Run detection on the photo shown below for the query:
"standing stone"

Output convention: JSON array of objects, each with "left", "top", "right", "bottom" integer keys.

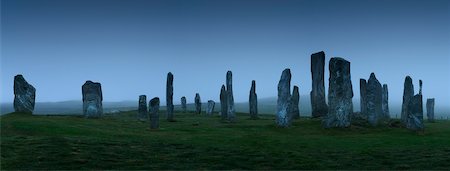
[
  {"left": 323, "top": 57, "right": 353, "bottom": 128},
  {"left": 181, "top": 96, "right": 187, "bottom": 113},
  {"left": 426, "top": 98, "right": 435, "bottom": 122},
  {"left": 249, "top": 80, "right": 258, "bottom": 119},
  {"left": 276, "top": 69, "right": 292, "bottom": 127},
  {"left": 82, "top": 80, "right": 103, "bottom": 118},
  {"left": 195, "top": 93, "right": 201, "bottom": 114},
  {"left": 220, "top": 85, "right": 228, "bottom": 120},
  {"left": 149, "top": 97, "right": 160, "bottom": 129},
  {"left": 401, "top": 76, "right": 414, "bottom": 124},
  {"left": 226, "top": 71, "right": 236, "bottom": 122},
  {"left": 166, "top": 72, "right": 174, "bottom": 121},
  {"left": 419, "top": 80, "right": 423, "bottom": 95},
  {"left": 138, "top": 95, "right": 148, "bottom": 121},
  {"left": 366, "top": 73, "right": 383, "bottom": 126},
  {"left": 206, "top": 100, "right": 215, "bottom": 116},
  {"left": 13, "top": 75, "right": 36, "bottom": 113},
  {"left": 310, "top": 51, "right": 328, "bottom": 118},
  {"left": 382, "top": 84, "right": 390, "bottom": 120},
  {"left": 291, "top": 85, "right": 300, "bottom": 119},
  {"left": 406, "top": 94, "right": 424, "bottom": 131},
  {"left": 360, "top": 79, "right": 367, "bottom": 115}
]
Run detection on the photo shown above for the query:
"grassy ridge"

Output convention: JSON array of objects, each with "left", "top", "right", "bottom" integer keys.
[{"left": 1, "top": 111, "right": 450, "bottom": 170}]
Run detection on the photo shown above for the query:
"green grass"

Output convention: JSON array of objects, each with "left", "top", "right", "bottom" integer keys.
[{"left": 1, "top": 111, "right": 450, "bottom": 170}]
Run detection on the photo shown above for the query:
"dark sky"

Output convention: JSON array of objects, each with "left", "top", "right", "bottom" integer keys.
[{"left": 1, "top": 0, "right": 449, "bottom": 110}]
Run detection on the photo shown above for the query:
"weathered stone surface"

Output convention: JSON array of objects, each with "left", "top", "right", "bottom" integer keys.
[
  {"left": 323, "top": 57, "right": 353, "bottom": 128},
  {"left": 206, "top": 100, "right": 215, "bottom": 116},
  {"left": 249, "top": 80, "right": 258, "bottom": 119},
  {"left": 366, "top": 73, "right": 383, "bottom": 126},
  {"left": 149, "top": 97, "right": 160, "bottom": 129},
  {"left": 382, "top": 84, "right": 390, "bottom": 120},
  {"left": 13, "top": 75, "right": 36, "bottom": 113},
  {"left": 226, "top": 71, "right": 236, "bottom": 122},
  {"left": 401, "top": 76, "right": 414, "bottom": 123},
  {"left": 406, "top": 94, "right": 424, "bottom": 131},
  {"left": 359, "top": 79, "right": 367, "bottom": 115},
  {"left": 310, "top": 51, "right": 328, "bottom": 118},
  {"left": 166, "top": 72, "right": 174, "bottom": 121},
  {"left": 419, "top": 80, "right": 423, "bottom": 95},
  {"left": 138, "top": 95, "right": 147, "bottom": 121},
  {"left": 82, "top": 80, "right": 103, "bottom": 118},
  {"left": 276, "top": 69, "right": 292, "bottom": 127},
  {"left": 426, "top": 98, "right": 435, "bottom": 122},
  {"left": 195, "top": 93, "right": 201, "bottom": 114},
  {"left": 220, "top": 85, "right": 228, "bottom": 120},
  {"left": 181, "top": 96, "right": 187, "bottom": 113},
  {"left": 291, "top": 85, "right": 300, "bottom": 119}
]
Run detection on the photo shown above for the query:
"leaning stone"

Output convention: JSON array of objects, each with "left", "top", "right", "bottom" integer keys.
[
  {"left": 138, "top": 95, "right": 148, "bottom": 121},
  {"left": 220, "top": 85, "right": 228, "bottom": 120},
  {"left": 206, "top": 100, "right": 215, "bottom": 116},
  {"left": 401, "top": 76, "right": 414, "bottom": 124},
  {"left": 13, "top": 75, "right": 36, "bottom": 113},
  {"left": 166, "top": 72, "right": 174, "bottom": 121},
  {"left": 149, "top": 97, "right": 160, "bottom": 129},
  {"left": 276, "top": 69, "right": 292, "bottom": 127},
  {"left": 366, "top": 73, "right": 383, "bottom": 126},
  {"left": 323, "top": 57, "right": 353, "bottom": 128},
  {"left": 310, "top": 51, "right": 328, "bottom": 118},
  {"left": 249, "top": 80, "right": 258, "bottom": 119},
  {"left": 382, "top": 84, "right": 390, "bottom": 120},
  {"left": 406, "top": 94, "right": 424, "bottom": 131},
  {"left": 181, "top": 96, "right": 187, "bottom": 113},
  {"left": 226, "top": 71, "right": 236, "bottom": 122},
  {"left": 195, "top": 93, "right": 201, "bottom": 114},
  {"left": 82, "top": 80, "right": 103, "bottom": 118},
  {"left": 291, "top": 85, "right": 300, "bottom": 119},
  {"left": 426, "top": 98, "right": 435, "bottom": 122}
]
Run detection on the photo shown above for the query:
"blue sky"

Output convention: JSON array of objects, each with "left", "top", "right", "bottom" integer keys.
[{"left": 1, "top": 0, "right": 449, "bottom": 112}]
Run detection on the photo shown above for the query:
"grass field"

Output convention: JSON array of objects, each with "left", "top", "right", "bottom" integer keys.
[{"left": 1, "top": 111, "right": 450, "bottom": 170}]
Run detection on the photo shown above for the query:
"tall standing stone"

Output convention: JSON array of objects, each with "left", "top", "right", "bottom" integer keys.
[
  {"left": 276, "top": 69, "right": 292, "bottom": 127},
  {"left": 226, "top": 71, "right": 236, "bottom": 122},
  {"left": 419, "top": 80, "right": 423, "bottom": 95},
  {"left": 195, "top": 93, "right": 201, "bottom": 114},
  {"left": 206, "top": 100, "right": 215, "bottom": 116},
  {"left": 310, "top": 51, "right": 328, "bottom": 118},
  {"left": 166, "top": 72, "right": 174, "bottom": 121},
  {"left": 181, "top": 96, "right": 187, "bottom": 113},
  {"left": 149, "top": 97, "right": 160, "bottom": 129},
  {"left": 138, "top": 95, "right": 148, "bottom": 121},
  {"left": 426, "top": 98, "right": 435, "bottom": 122},
  {"left": 249, "top": 80, "right": 258, "bottom": 119},
  {"left": 382, "top": 84, "right": 390, "bottom": 120},
  {"left": 220, "top": 85, "right": 228, "bottom": 120},
  {"left": 360, "top": 79, "right": 367, "bottom": 114},
  {"left": 366, "top": 73, "right": 383, "bottom": 126},
  {"left": 406, "top": 94, "right": 424, "bottom": 131},
  {"left": 401, "top": 76, "right": 414, "bottom": 124},
  {"left": 291, "top": 85, "right": 300, "bottom": 119},
  {"left": 323, "top": 57, "right": 353, "bottom": 128},
  {"left": 13, "top": 75, "right": 36, "bottom": 113},
  {"left": 82, "top": 80, "right": 103, "bottom": 118}
]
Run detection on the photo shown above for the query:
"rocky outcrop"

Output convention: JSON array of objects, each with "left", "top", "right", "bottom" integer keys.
[
  {"left": 382, "top": 84, "right": 390, "bottom": 120},
  {"left": 366, "top": 73, "right": 383, "bottom": 126},
  {"left": 195, "top": 93, "right": 201, "bottom": 114},
  {"left": 291, "top": 85, "right": 300, "bottom": 119},
  {"left": 13, "top": 75, "right": 36, "bottom": 113},
  {"left": 166, "top": 72, "right": 174, "bottom": 121},
  {"left": 181, "top": 96, "right": 187, "bottom": 113},
  {"left": 401, "top": 76, "right": 414, "bottom": 124},
  {"left": 426, "top": 98, "right": 435, "bottom": 122},
  {"left": 220, "top": 85, "right": 228, "bottom": 120},
  {"left": 138, "top": 95, "right": 147, "bottom": 121},
  {"left": 206, "top": 100, "right": 215, "bottom": 116},
  {"left": 226, "top": 71, "right": 236, "bottom": 122},
  {"left": 276, "top": 69, "right": 292, "bottom": 127},
  {"left": 149, "top": 97, "right": 160, "bottom": 129},
  {"left": 323, "top": 57, "right": 353, "bottom": 128},
  {"left": 82, "top": 80, "right": 103, "bottom": 118},
  {"left": 310, "top": 51, "right": 328, "bottom": 118},
  {"left": 249, "top": 80, "right": 258, "bottom": 119}
]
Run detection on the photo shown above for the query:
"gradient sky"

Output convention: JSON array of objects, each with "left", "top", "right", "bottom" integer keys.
[{"left": 1, "top": 0, "right": 449, "bottom": 112}]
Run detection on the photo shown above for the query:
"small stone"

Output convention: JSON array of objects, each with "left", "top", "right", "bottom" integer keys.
[
  {"left": 82, "top": 80, "right": 103, "bottom": 118},
  {"left": 181, "top": 96, "right": 187, "bottom": 113},
  {"left": 195, "top": 93, "right": 201, "bottom": 114},
  {"left": 276, "top": 68, "right": 292, "bottom": 127},
  {"left": 138, "top": 95, "right": 147, "bottom": 121},
  {"left": 359, "top": 79, "right": 367, "bottom": 115},
  {"left": 249, "top": 80, "right": 258, "bottom": 119},
  {"left": 220, "top": 85, "right": 228, "bottom": 120},
  {"left": 382, "top": 84, "right": 390, "bottom": 120},
  {"left": 426, "top": 98, "right": 435, "bottom": 122},
  {"left": 206, "top": 100, "right": 215, "bottom": 116},
  {"left": 149, "top": 97, "right": 160, "bottom": 129},
  {"left": 13, "top": 75, "right": 36, "bottom": 113},
  {"left": 406, "top": 94, "right": 424, "bottom": 131},
  {"left": 290, "top": 85, "right": 300, "bottom": 119}
]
